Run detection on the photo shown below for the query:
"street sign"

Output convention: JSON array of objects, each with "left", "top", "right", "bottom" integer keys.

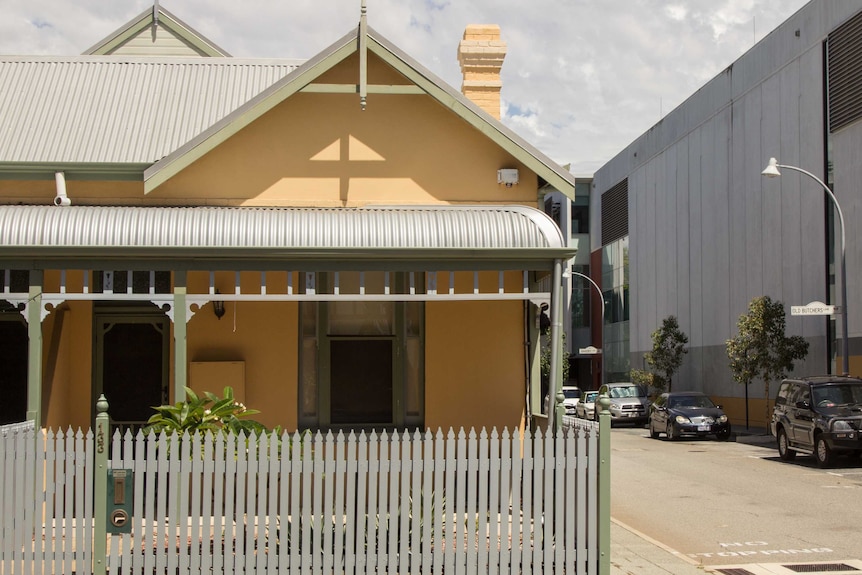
[
  {"left": 579, "top": 346, "right": 602, "bottom": 355},
  {"left": 791, "top": 301, "right": 842, "bottom": 316}
]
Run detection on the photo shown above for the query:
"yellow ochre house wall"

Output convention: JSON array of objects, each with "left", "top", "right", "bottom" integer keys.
[
  {"left": 425, "top": 300, "right": 526, "bottom": 433},
  {"left": 152, "top": 55, "right": 538, "bottom": 207},
  {"left": 185, "top": 301, "right": 300, "bottom": 433}
]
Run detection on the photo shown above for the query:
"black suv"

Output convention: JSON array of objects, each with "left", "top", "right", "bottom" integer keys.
[{"left": 771, "top": 375, "right": 862, "bottom": 467}]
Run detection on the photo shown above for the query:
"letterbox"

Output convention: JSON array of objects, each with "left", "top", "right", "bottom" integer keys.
[{"left": 106, "top": 468, "right": 134, "bottom": 534}]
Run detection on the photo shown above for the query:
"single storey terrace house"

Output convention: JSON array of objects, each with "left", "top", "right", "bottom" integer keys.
[{"left": 0, "top": 5, "right": 576, "bottom": 434}]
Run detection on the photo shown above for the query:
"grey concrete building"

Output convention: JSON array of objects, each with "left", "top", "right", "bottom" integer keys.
[{"left": 591, "top": 1, "right": 862, "bottom": 426}]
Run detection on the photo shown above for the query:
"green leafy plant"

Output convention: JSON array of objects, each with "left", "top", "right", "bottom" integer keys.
[
  {"left": 643, "top": 315, "right": 689, "bottom": 393},
  {"left": 143, "top": 386, "right": 272, "bottom": 436},
  {"left": 540, "top": 331, "right": 571, "bottom": 383},
  {"left": 630, "top": 368, "right": 664, "bottom": 399}
]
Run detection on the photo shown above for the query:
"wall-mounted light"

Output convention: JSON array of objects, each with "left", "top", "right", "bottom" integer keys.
[
  {"left": 213, "top": 290, "right": 226, "bottom": 320},
  {"left": 497, "top": 168, "right": 519, "bottom": 187}
]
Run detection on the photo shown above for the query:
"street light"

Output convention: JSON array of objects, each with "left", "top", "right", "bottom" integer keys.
[
  {"left": 552, "top": 269, "right": 606, "bottom": 430},
  {"left": 570, "top": 269, "right": 605, "bottom": 379},
  {"left": 761, "top": 157, "right": 849, "bottom": 374}
]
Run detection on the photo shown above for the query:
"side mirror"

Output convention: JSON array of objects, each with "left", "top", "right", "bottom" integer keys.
[
  {"left": 715, "top": 404, "right": 723, "bottom": 410},
  {"left": 795, "top": 400, "right": 811, "bottom": 410}
]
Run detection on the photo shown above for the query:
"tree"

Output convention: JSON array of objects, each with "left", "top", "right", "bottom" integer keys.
[
  {"left": 726, "top": 296, "right": 809, "bottom": 426},
  {"left": 540, "top": 332, "right": 571, "bottom": 384},
  {"left": 643, "top": 315, "right": 689, "bottom": 393},
  {"left": 630, "top": 368, "right": 664, "bottom": 398}
]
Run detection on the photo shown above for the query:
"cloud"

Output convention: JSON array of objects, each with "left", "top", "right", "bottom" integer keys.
[{"left": 0, "top": 0, "right": 810, "bottom": 174}]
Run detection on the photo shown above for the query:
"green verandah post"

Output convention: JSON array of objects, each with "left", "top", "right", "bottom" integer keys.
[
  {"left": 597, "top": 394, "right": 612, "bottom": 574},
  {"left": 93, "top": 395, "right": 109, "bottom": 574}
]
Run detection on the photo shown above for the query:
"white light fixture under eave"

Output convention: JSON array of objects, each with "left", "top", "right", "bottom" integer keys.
[{"left": 497, "top": 169, "right": 519, "bottom": 187}]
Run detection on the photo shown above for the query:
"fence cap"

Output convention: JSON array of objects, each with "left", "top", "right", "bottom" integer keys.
[{"left": 597, "top": 394, "right": 611, "bottom": 412}]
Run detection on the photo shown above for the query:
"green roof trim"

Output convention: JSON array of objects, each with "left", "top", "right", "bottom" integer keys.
[
  {"left": 0, "top": 162, "right": 147, "bottom": 181},
  {"left": 84, "top": 6, "right": 230, "bottom": 57}
]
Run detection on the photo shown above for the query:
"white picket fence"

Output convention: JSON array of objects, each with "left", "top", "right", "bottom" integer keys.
[{"left": 0, "top": 421, "right": 602, "bottom": 574}]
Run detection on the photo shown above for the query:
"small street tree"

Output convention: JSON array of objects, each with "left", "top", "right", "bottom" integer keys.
[
  {"left": 643, "top": 315, "right": 689, "bottom": 393},
  {"left": 726, "top": 295, "right": 809, "bottom": 427}
]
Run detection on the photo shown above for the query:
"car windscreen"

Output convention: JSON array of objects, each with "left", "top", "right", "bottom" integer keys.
[
  {"left": 610, "top": 386, "right": 645, "bottom": 398},
  {"left": 811, "top": 383, "right": 862, "bottom": 407},
  {"left": 563, "top": 388, "right": 580, "bottom": 399},
  {"left": 668, "top": 395, "right": 715, "bottom": 409}
]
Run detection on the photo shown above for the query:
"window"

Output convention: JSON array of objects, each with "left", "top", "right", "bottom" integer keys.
[
  {"left": 570, "top": 264, "right": 591, "bottom": 329},
  {"left": 299, "top": 272, "right": 424, "bottom": 430}
]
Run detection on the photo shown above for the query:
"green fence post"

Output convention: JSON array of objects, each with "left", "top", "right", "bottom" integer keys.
[
  {"left": 597, "top": 393, "right": 611, "bottom": 574},
  {"left": 93, "top": 395, "right": 109, "bottom": 574}
]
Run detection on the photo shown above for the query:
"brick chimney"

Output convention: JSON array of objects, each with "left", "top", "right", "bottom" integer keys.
[{"left": 457, "top": 25, "right": 507, "bottom": 119}]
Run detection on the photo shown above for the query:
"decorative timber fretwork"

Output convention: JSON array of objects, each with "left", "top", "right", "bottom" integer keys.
[{"left": 2, "top": 268, "right": 553, "bottom": 325}]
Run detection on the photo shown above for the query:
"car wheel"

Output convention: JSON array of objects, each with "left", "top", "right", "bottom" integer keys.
[
  {"left": 815, "top": 435, "right": 834, "bottom": 468},
  {"left": 666, "top": 421, "right": 677, "bottom": 441},
  {"left": 649, "top": 419, "right": 660, "bottom": 439},
  {"left": 776, "top": 428, "right": 796, "bottom": 461},
  {"left": 715, "top": 428, "right": 731, "bottom": 441}
]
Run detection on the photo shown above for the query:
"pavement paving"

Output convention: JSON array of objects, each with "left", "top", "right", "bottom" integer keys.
[{"left": 610, "top": 427, "right": 776, "bottom": 575}]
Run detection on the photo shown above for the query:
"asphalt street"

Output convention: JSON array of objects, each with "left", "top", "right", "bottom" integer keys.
[{"left": 609, "top": 424, "right": 862, "bottom": 572}]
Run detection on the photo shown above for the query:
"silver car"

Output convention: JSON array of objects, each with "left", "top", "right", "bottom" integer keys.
[{"left": 597, "top": 382, "right": 649, "bottom": 425}]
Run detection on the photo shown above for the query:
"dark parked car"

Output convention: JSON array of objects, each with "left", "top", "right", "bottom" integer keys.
[
  {"left": 648, "top": 391, "right": 731, "bottom": 440},
  {"left": 771, "top": 375, "right": 862, "bottom": 467}
]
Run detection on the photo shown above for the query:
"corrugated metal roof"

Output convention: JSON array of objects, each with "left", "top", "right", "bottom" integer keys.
[
  {"left": 0, "top": 204, "right": 569, "bottom": 262},
  {"left": 0, "top": 56, "right": 301, "bottom": 163}
]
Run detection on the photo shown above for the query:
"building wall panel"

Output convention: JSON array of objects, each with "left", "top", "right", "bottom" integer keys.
[{"left": 675, "top": 139, "right": 691, "bottom": 340}]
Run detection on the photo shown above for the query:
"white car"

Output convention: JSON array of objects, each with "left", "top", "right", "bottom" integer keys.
[
  {"left": 544, "top": 386, "right": 582, "bottom": 416},
  {"left": 576, "top": 390, "right": 599, "bottom": 419}
]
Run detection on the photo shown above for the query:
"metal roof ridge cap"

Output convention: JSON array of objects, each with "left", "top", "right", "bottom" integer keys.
[{"left": 0, "top": 55, "right": 305, "bottom": 66}]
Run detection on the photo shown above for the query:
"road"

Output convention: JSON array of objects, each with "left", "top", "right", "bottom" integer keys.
[{"left": 609, "top": 424, "right": 862, "bottom": 569}]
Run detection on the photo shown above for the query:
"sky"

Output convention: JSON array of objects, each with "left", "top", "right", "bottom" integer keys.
[{"left": 0, "top": 0, "right": 811, "bottom": 175}]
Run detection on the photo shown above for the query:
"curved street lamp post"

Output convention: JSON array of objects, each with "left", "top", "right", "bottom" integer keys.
[
  {"left": 761, "top": 157, "right": 849, "bottom": 375},
  {"left": 553, "top": 270, "right": 605, "bottom": 428}
]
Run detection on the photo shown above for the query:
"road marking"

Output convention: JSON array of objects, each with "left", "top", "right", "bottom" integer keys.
[
  {"left": 690, "top": 546, "right": 833, "bottom": 559},
  {"left": 829, "top": 470, "right": 862, "bottom": 477}
]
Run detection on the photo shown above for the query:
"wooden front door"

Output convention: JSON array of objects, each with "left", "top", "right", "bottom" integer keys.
[{"left": 94, "top": 308, "right": 169, "bottom": 431}]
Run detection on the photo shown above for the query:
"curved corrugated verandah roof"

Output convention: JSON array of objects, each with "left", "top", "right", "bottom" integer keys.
[{"left": 0, "top": 204, "right": 573, "bottom": 268}]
